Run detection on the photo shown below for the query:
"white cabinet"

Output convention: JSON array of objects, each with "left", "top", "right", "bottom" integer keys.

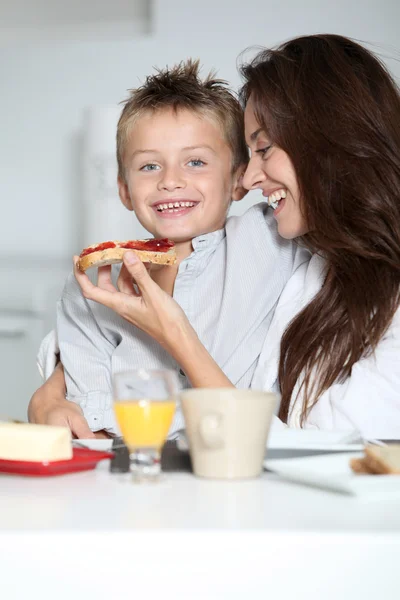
[{"left": 0, "top": 313, "right": 44, "bottom": 421}]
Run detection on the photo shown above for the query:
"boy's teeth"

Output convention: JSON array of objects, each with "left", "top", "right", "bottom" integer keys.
[{"left": 157, "top": 201, "right": 196, "bottom": 212}]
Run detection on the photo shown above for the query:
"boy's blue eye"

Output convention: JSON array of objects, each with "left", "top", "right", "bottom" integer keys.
[
  {"left": 140, "top": 163, "right": 160, "bottom": 171},
  {"left": 187, "top": 159, "right": 205, "bottom": 167}
]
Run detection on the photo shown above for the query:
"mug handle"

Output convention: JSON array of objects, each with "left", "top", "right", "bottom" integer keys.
[{"left": 199, "top": 413, "right": 224, "bottom": 449}]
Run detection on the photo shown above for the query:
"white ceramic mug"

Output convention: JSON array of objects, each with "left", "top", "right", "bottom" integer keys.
[{"left": 181, "top": 388, "right": 278, "bottom": 479}]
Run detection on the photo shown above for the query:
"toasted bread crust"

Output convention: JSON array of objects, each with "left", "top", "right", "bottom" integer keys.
[
  {"left": 349, "top": 457, "right": 377, "bottom": 475},
  {"left": 78, "top": 246, "right": 176, "bottom": 271},
  {"left": 364, "top": 445, "right": 400, "bottom": 475}
]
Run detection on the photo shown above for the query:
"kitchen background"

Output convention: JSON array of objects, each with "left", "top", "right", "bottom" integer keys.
[{"left": 0, "top": 0, "right": 398, "bottom": 419}]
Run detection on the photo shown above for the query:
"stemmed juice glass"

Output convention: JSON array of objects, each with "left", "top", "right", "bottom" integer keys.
[{"left": 113, "top": 369, "right": 179, "bottom": 482}]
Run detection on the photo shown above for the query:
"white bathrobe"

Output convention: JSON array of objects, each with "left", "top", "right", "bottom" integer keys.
[{"left": 252, "top": 254, "right": 400, "bottom": 439}]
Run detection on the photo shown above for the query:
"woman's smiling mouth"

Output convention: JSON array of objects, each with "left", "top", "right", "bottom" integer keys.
[{"left": 263, "top": 188, "right": 287, "bottom": 210}]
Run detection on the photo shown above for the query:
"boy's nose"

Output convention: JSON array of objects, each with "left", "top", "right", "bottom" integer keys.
[
  {"left": 242, "top": 158, "right": 265, "bottom": 191},
  {"left": 157, "top": 167, "right": 186, "bottom": 191}
]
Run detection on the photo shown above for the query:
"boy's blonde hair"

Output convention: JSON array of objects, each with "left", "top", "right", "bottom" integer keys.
[{"left": 117, "top": 59, "right": 248, "bottom": 182}]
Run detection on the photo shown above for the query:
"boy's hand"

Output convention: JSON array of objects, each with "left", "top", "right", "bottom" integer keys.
[
  {"left": 31, "top": 396, "right": 95, "bottom": 439},
  {"left": 73, "top": 252, "right": 194, "bottom": 355},
  {"left": 28, "top": 369, "right": 95, "bottom": 439}
]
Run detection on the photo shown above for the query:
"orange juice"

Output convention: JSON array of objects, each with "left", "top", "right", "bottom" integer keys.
[{"left": 114, "top": 400, "right": 175, "bottom": 449}]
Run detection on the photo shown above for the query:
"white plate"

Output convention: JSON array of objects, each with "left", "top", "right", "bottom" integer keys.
[
  {"left": 266, "top": 429, "right": 365, "bottom": 451},
  {"left": 74, "top": 439, "right": 113, "bottom": 452},
  {"left": 265, "top": 452, "right": 400, "bottom": 496},
  {"left": 175, "top": 429, "right": 364, "bottom": 453},
  {"left": 80, "top": 430, "right": 365, "bottom": 456}
]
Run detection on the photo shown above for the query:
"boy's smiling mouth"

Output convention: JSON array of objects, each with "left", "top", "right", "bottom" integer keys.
[{"left": 152, "top": 199, "right": 200, "bottom": 218}]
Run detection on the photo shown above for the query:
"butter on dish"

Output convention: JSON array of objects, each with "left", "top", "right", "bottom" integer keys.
[{"left": 0, "top": 422, "right": 72, "bottom": 462}]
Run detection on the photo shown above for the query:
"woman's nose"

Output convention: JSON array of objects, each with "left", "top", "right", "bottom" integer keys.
[{"left": 242, "top": 157, "right": 265, "bottom": 190}]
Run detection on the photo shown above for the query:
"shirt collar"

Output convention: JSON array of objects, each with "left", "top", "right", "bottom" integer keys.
[{"left": 191, "top": 227, "right": 225, "bottom": 251}]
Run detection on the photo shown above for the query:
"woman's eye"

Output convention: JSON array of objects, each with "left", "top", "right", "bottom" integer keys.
[
  {"left": 187, "top": 159, "right": 206, "bottom": 167},
  {"left": 140, "top": 163, "right": 160, "bottom": 171},
  {"left": 255, "top": 145, "right": 272, "bottom": 158}
]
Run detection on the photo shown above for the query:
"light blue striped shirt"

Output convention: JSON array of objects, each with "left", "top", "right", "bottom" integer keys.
[{"left": 56, "top": 203, "right": 309, "bottom": 435}]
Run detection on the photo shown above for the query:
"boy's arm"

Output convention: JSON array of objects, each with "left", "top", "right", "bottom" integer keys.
[
  {"left": 28, "top": 362, "right": 96, "bottom": 438},
  {"left": 29, "top": 329, "right": 94, "bottom": 437},
  {"left": 32, "top": 271, "right": 117, "bottom": 437},
  {"left": 57, "top": 271, "right": 118, "bottom": 434}
]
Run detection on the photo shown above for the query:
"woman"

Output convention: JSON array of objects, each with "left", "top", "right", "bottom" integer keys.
[
  {"left": 239, "top": 34, "right": 400, "bottom": 434},
  {"left": 31, "top": 34, "right": 400, "bottom": 437}
]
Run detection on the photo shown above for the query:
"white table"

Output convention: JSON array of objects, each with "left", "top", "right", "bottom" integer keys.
[{"left": 1, "top": 459, "right": 399, "bottom": 600}]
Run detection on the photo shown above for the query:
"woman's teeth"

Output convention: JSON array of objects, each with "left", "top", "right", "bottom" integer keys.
[
  {"left": 267, "top": 189, "right": 286, "bottom": 209},
  {"left": 156, "top": 201, "right": 196, "bottom": 213}
]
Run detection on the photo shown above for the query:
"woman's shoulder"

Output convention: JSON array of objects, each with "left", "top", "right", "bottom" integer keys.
[
  {"left": 226, "top": 201, "right": 272, "bottom": 232},
  {"left": 225, "top": 201, "right": 294, "bottom": 255}
]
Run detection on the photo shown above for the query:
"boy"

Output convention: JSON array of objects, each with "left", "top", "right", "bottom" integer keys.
[{"left": 30, "top": 60, "right": 307, "bottom": 437}]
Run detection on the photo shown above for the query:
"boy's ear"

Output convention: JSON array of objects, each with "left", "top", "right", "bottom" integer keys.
[
  {"left": 118, "top": 176, "right": 134, "bottom": 211},
  {"left": 231, "top": 165, "right": 248, "bottom": 202}
]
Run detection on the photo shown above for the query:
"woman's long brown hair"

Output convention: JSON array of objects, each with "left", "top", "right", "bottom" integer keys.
[{"left": 240, "top": 34, "right": 400, "bottom": 424}]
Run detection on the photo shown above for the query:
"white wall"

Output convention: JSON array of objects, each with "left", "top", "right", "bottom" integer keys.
[{"left": 1, "top": 0, "right": 399, "bottom": 260}]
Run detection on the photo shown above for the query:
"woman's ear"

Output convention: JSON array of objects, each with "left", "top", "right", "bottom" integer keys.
[
  {"left": 231, "top": 165, "right": 249, "bottom": 202},
  {"left": 118, "top": 176, "right": 134, "bottom": 211}
]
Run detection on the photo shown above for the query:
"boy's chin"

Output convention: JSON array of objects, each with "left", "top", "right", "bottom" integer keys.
[
  {"left": 164, "top": 234, "right": 194, "bottom": 245},
  {"left": 148, "top": 227, "right": 198, "bottom": 245}
]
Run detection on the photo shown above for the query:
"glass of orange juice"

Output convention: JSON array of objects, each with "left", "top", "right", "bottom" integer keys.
[{"left": 113, "top": 369, "right": 179, "bottom": 482}]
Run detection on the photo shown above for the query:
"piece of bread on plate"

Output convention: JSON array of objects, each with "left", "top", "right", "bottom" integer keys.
[
  {"left": 349, "top": 457, "right": 376, "bottom": 474},
  {"left": 350, "top": 444, "right": 400, "bottom": 475},
  {"left": 363, "top": 445, "right": 400, "bottom": 475}
]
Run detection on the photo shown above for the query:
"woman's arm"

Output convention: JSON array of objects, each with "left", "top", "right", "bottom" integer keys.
[
  {"left": 74, "top": 252, "right": 234, "bottom": 389},
  {"left": 167, "top": 324, "right": 233, "bottom": 388}
]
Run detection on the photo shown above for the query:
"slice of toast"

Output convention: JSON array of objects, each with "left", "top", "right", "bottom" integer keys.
[
  {"left": 363, "top": 445, "right": 400, "bottom": 475},
  {"left": 349, "top": 457, "right": 377, "bottom": 475},
  {"left": 78, "top": 246, "right": 176, "bottom": 271}
]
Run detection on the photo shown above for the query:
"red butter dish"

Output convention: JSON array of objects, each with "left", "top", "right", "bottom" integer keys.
[{"left": 0, "top": 448, "right": 114, "bottom": 477}]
